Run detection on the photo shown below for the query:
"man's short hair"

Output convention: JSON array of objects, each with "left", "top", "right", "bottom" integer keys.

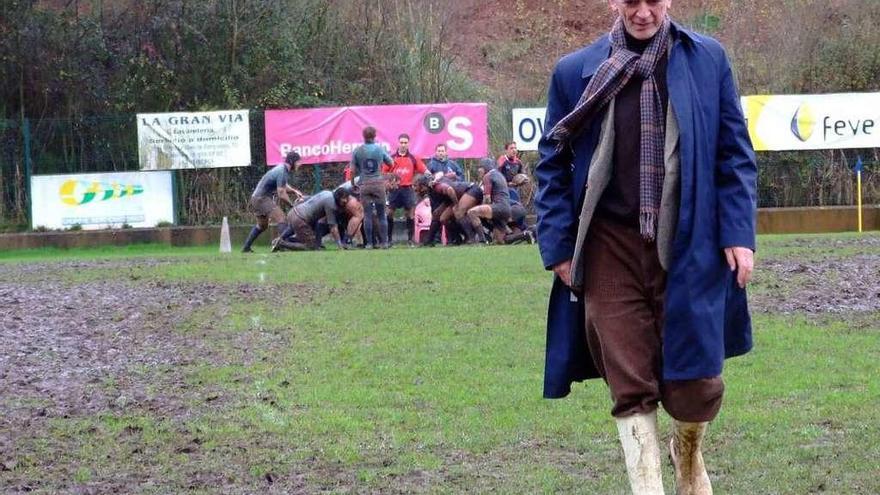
[
  {"left": 414, "top": 173, "right": 433, "bottom": 189},
  {"left": 477, "top": 157, "right": 495, "bottom": 172},
  {"left": 284, "top": 151, "right": 301, "bottom": 166},
  {"left": 398, "top": 133, "right": 410, "bottom": 141},
  {"left": 435, "top": 143, "right": 447, "bottom": 150},
  {"left": 363, "top": 126, "right": 377, "bottom": 141},
  {"left": 333, "top": 187, "right": 350, "bottom": 205},
  {"left": 504, "top": 141, "right": 516, "bottom": 150}
]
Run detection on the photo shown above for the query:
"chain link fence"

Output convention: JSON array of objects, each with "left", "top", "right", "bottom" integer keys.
[{"left": 0, "top": 111, "right": 335, "bottom": 230}]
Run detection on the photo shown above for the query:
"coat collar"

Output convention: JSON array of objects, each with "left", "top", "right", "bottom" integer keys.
[{"left": 580, "top": 20, "right": 701, "bottom": 79}]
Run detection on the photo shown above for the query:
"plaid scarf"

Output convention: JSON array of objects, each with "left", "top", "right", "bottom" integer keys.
[{"left": 549, "top": 17, "right": 671, "bottom": 241}]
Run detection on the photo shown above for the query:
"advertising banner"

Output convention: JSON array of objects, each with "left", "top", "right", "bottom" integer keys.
[
  {"left": 137, "top": 110, "right": 251, "bottom": 169},
  {"left": 511, "top": 107, "right": 547, "bottom": 152},
  {"left": 742, "top": 93, "right": 880, "bottom": 151},
  {"left": 513, "top": 93, "right": 880, "bottom": 153},
  {"left": 31, "top": 171, "right": 175, "bottom": 230},
  {"left": 264, "top": 103, "right": 488, "bottom": 165}
]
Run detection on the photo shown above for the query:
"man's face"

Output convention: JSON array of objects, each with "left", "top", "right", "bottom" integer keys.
[
  {"left": 608, "top": 0, "right": 671, "bottom": 40},
  {"left": 477, "top": 167, "right": 487, "bottom": 180},
  {"left": 506, "top": 144, "right": 518, "bottom": 159},
  {"left": 415, "top": 183, "right": 428, "bottom": 196},
  {"left": 398, "top": 137, "right": 409, "bottom": 155},
  {"left": 435, "top": 146, "right": 448, "bottom": 161}
]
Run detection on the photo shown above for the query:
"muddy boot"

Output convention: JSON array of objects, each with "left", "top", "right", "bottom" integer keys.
[
  {"left": 274, "top": 238, "right": 310, "bottom": 251},
  {"left": 242, "top": 226, "right": 264, "bottom": 252},
  {"left": 503, "top": 231, "right": 531, "bottom": 245},
  {"left": 473, "top": 224, "right": 488, "bottom": 244},
  {"left": 421, "top": 220, "right": 441, "bottom": 247},
  {"left": 670, "top": 421, "right": 712, "bottom": 495},
  {"left": 438, "top": 221, "right": 454, "bottom": 245},
  {"left": 615, "top": 411, "right": 664, "bottom": 495},
  {"left": 386, "top": 214, "right": 395, "bottom": 246},
  {"left": 457, "top": 217, "right": 476, "bottom": 243}
]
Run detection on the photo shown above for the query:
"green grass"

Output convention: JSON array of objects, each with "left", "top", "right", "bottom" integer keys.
[
  {"left": 2, "top": 235, "right": 879, "bottom": 494},
  {"left": 757, "top": 231, "right": 878, "bottom": 260},
  {"left": 0, "top": 243, "right": 214, "bottom": 262}
]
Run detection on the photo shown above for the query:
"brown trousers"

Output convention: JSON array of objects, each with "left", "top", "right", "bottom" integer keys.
[
  {"left": 583, "top": 217, "right": 724, "bottom": 422},
  {"left": 288, "top": 210, "right": 317, "bottom": 248}
]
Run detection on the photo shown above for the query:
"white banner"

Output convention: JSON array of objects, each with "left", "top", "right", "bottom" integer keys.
[
  {"left": 516, "top": 93, "right": 880, "bottom": 153},
  {"left": 742, "top": 93, "right": 880, "bottom": 151},
  {"left": 31, "top": 171, "right": 175, "bottom": 230},
  {"left": 137, "top": 110, "right": 251, "bottom": 169},
  {"left": 512, "top": 107, "right": 547, "bottom": 152}
]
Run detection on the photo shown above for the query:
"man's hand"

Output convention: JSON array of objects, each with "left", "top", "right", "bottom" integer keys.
[
  {"left": 724, "top": 247, "right": 754, "bottom": 289},
  {"left": 287, "top": 185, "right": 305, "bottom": 201},
  {"left": 552, "top": 259, "right": 573, "bottom": 287}
]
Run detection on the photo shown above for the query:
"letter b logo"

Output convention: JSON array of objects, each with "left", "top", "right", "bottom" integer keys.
[{"left": 424, "top": 113, "right": 446, "bottom": 134}]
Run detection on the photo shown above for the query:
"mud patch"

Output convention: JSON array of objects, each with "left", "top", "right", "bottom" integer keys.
[
  {"left": 0, "top": 260, "right": 322, "bottom": 493},
  {"left": 751, "top": 254, "right": 880, "bottom": 316},
  {"left": 0, "top": 257, "right": 182, "bottom": 282},
  {"left": 0, "top": 278, "right": 304, "bottom": 420}
]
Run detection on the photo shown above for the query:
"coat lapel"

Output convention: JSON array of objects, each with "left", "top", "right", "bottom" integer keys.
[
  {"left": 657, "top": 102, "right": 681, "bottom": 271},
  {"left": 572, "top": 37, "right": 612, "bottom": 209},
  {"left": 569, "top": 100, "right": 615, "bottom": 292},
  {"left": 665, "top": 34, "right": 695, "bottom": 251}
]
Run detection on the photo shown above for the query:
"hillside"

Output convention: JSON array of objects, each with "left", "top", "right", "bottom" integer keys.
[
  {"left": 446, "top": 0, "right": 745, "bottom": 103},
  {"left": 447, "top": 0, "right": 615, "bottom": 103}
]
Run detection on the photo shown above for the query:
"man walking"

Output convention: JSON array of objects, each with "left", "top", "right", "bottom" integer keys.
[
  {"left": 351, "top": 126, "right": 394, "bottom": 249},
  {"left": 535, "top": 1, "right": 757, "bottom": 493}
]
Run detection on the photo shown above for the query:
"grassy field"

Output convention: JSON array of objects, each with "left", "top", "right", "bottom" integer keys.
[{"left": 1, "top": 233, "right": 879, "bottom": 494}]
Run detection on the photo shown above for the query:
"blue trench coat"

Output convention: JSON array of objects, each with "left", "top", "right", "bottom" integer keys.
[{"left": 535, "top": 23, "right": 758, "bottom": 399}]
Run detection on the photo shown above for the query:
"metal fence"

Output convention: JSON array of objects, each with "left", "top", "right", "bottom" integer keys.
[{"left": 0, "top": 111, "right": 346, "bottom": 229}]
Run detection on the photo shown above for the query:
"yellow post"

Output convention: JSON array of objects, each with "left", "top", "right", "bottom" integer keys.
[{"left": 857, "top": 170, "right": 863, "bottom": 233}]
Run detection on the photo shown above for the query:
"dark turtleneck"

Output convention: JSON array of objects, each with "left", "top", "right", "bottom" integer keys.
[
  {"left": 625, "top": 30, "right": 653, "bottom": 54},
  {"left": 595, "top": 30, "right": 669, "bottom": 230}
]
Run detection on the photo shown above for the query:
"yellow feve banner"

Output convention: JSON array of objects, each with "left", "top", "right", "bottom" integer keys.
[{"left": 741, "top": 93, "right": 880, "bottom": 151}]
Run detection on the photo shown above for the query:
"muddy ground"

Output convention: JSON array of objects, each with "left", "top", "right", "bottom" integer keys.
[
  {"left": 1, "top": 259, "right": 320, "bottom": 494},
  {"left": 751, "top": 254, "right": 880, "bottom": 315},
  {"left": 750, "top": 234, "right": 880, "bottom": 316},
  {"left": 1, "top": 238, "right": 878, "bottom": 493}
]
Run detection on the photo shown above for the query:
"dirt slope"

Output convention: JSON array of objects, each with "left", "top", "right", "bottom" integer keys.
[{"left": 447, "top": 0, "right": 730, "bottom": 102}]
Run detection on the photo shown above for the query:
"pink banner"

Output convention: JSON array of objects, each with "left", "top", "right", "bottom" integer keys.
[{"left": 264, "top": 103, "right": 488, "bottom": 165}]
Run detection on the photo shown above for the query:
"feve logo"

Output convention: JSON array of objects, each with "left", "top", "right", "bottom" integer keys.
[
  {"left": 59, "top": 180, "right": 144, "bottom": 206},
  {"left": 790, "top": 103, "right": 816, "bottom": 142}
]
